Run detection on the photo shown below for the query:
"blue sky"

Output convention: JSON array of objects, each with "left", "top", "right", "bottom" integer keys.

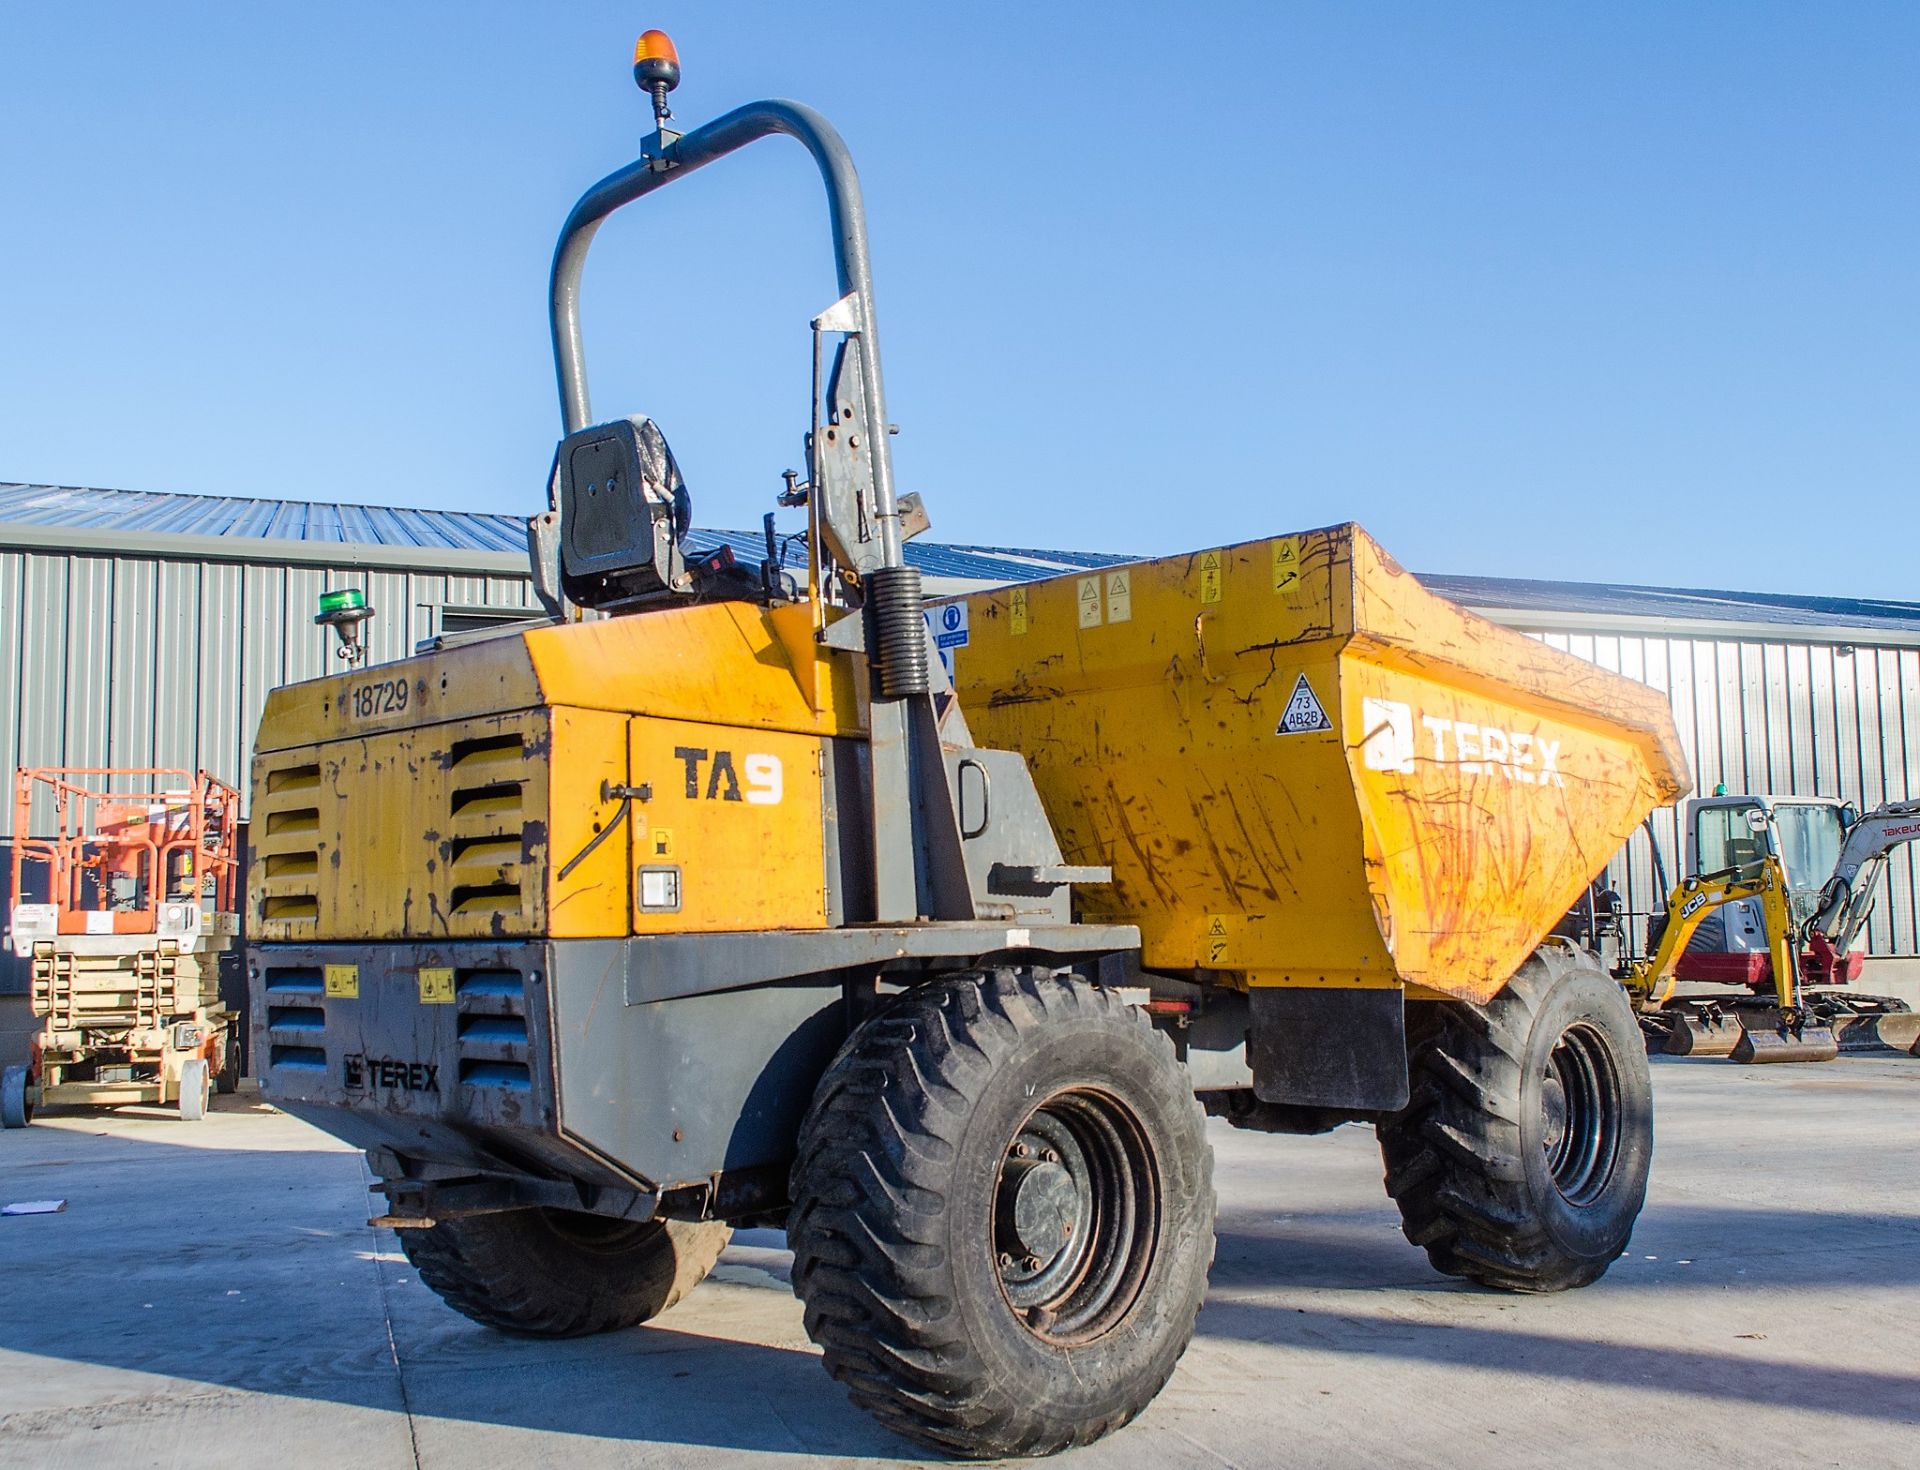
[{"left": 3, "top": 3, "right": 1915, "bottom": 597}]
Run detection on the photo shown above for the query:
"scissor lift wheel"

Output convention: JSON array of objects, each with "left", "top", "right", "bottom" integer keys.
[
  {"left": 177, "top": 1058, "right": 210, "bottom": 1122},
  {"left": 1, "top": 1065, "right": 31, "bottom": 1128}
]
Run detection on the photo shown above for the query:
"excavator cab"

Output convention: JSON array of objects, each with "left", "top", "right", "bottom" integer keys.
[{"left": 1677, "top": 795, "right": 1854, "bottom": 987}]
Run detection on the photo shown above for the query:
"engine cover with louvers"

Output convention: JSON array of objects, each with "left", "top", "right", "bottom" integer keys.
[{"left": 247, "top": 598, "right": 866, "bottom": 943}]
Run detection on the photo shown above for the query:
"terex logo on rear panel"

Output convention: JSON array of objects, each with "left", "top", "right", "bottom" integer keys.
[{"left": 1361, "top": 698, "right": 1565, "bottom": 787}]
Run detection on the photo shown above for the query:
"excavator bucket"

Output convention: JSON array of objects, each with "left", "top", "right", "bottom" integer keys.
[
  {"left": 1729, "top": 1012, "right": 1840, "bottom": 1064},
  {"left": 950, "top": 524, "right": 1689, "bottom": 1002},
  {"left": 1827, "top": 1011, "right": 1920, "bottom": 1053},
  {"left": 1662, "top": 1006, "right": 1740, "bottom": 1057},
  {"left": 1874, "top": 1012, "right": 1920, "bottom": 1053}
]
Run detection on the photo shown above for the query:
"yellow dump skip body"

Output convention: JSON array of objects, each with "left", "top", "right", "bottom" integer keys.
[{"left": 952, "top": 525, "right": 1688, "bottom": 1004}]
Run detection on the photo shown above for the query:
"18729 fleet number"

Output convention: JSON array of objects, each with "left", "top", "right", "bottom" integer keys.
[{"left": 348, "top": 677, "right": 411, "bottom": 720}]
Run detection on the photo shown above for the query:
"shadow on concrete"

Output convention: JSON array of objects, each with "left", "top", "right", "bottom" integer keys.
[
  {"left": 1213, "top": 1195, "right": 1920, "bottom": 1292},
  {"left": 1194, "top": 1295, "right": 1920, "bottom": 1424},
  {"left": 0, "top": 1109, "right": 916, "bottom": 1460},
  {"left": 9, "top": 1105, "right": 1919, "bottom": 1452}
]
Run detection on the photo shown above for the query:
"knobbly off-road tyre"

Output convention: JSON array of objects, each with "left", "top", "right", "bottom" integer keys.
[
  {"left": 788, "top": 967, "right": 1216, "bottom": 1459},
  {"left": 400, "top": 1208, "right": 730, "bottom": 1337},
  {"left": 1377, "top": 943, "right": 1652, "bottom": 1293}
]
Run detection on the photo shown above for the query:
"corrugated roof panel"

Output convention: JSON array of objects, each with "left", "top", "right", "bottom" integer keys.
[{"left": 0, "top": 482, "right": 528, "bottom": 552}]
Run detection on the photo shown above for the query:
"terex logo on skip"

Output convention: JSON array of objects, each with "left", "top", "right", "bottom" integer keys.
[{"left": 1361, "top": 697, "right": 1565, "bottom": 787}]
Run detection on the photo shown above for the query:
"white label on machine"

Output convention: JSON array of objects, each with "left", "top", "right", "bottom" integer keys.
[
  {"left": 1362, "top": 698, "right": 1417, "bottom": 772},
  {"left": 925, "top": 602, "right": 970, "bottom": 676},
  {"left": 1077, "top": 576, "right": 1103, "bottom": 628},
  {"left": 1275, "top": 674, "right": 1332, "bottom": 735},
  {"left": 84, "top": 911, "right": 114, "bottom": 934}
]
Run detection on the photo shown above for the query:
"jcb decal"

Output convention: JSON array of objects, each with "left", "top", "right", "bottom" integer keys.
[{"left": 673, "top": 747, "right": 783, "bottom": 805}]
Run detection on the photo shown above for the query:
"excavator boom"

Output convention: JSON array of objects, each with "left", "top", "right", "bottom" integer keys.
[{"left": 1809, "top": 799, "right": 1920, "bottom": 957}]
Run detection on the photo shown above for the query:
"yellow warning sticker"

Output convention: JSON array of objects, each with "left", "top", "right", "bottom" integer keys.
[
  {"left": 1106, "top": 569, "right": 1132, "bottom": 624},
  {"left": 1077, "top": 575, "right": 1103, "bottom": 629},
  {"left": 1204, "top": 914, "right": 1232, "bottom": 965},
  {"left": 324, "top": 963, "right": 359, "bottom": 999},
  {"left": 1010, "top": 585, "right": 1029, "bottom": 637},
  {"left": 1271, "top": 536, "right": 1303, "bottom": 595},
  {"left": 1199, "top": 550, "right": 1224, "bottom": 605},
  {"left": 418, "top": 967, "right": 455, "bottom": 1005},
  {"left": 649, "top": 827, "right": 675, "bottom": 859}
]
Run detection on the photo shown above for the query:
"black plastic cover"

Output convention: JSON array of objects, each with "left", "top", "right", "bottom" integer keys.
[{"left": 555, "top": 416, "right": 690, "bottom": 607}]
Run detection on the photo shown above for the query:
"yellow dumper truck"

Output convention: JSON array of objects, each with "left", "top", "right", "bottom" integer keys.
[{"left": 248, "top": 35, "right": 1688, "bottom": 1460}]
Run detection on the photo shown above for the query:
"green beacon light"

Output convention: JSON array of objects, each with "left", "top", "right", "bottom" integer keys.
[{"left": 315, "top": 586, "right": 375, "bottom": 665}]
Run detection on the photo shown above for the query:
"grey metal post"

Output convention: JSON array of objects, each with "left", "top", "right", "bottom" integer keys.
[
  {"left": 548, "top": 101, "right": 904, "bottom": 571},
  {"left": 545, "top": 99, "right": 933, "bottom": 922}
]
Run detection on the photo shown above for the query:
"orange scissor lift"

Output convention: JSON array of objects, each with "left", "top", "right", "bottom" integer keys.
[{"left": 3, "top": 768, "right": 241, "bottom": 1127}]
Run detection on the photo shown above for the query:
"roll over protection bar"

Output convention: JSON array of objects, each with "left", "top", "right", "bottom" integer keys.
[{"left": 547, "top": 101, "right": 905, "bottom": 572}]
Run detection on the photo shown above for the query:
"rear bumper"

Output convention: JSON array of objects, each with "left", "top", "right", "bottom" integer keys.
[
  {"left": 248, "top": 941, "right": 598, "bottom": 1183},
  {"left": 248, "top": 937, "right": 855, "bottom": 1199},
  {"left": 251, "top": 925, "right": 1132, "bottom": 1204}
]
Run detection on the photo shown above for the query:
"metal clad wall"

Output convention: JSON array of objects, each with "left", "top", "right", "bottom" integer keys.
[
  {"left": 1536, "top": 630, "right": 1920, "bottom": 958},
  {"left": 0, "top": 546, "right": 540, "bottom": 820},
  {"left": 2, "top": 531, "right": 1915, "bottom": 965}
]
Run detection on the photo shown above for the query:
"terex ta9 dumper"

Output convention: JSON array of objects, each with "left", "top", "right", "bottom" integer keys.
[{"left": 248, "top": 35, "right": 1688, "bottom": 1459}]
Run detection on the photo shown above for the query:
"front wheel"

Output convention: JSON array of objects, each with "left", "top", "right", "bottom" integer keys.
[
  {"left": 1377, "top": 944, "right": 1652, "bottom": 1292},
  {"left": 177, "top": 1058, "right": 210, "bottom": 1122},
  {"left": 788, "top": 968, "right": 1216, "bottom": 1459}
]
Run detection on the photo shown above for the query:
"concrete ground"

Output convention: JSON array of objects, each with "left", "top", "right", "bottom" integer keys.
[{"left": 1, "top": 1055, "right": 1915, "bottom": 1470}]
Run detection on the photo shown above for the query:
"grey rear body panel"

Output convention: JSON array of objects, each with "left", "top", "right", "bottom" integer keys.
[{"left": 251, "top": 922, "right": 1137, "bottom": 1206}]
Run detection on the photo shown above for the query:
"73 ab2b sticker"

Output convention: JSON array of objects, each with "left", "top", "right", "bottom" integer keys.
[{"left": 1275, "top": 674, "right": 1332, "bottom": 735}]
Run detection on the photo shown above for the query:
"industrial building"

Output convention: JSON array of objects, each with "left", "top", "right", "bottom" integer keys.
[{"left": 4, "top": 480, "right": 1918, "bottom": 1053}]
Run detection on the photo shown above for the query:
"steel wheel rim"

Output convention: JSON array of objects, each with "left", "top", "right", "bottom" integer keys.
[
  {"left": 1542, "top": 1022, "right": 1621, "bottom": 1206},
  {"left": 991, "top": 1086, "right": 1160, "bottom": 1347}
]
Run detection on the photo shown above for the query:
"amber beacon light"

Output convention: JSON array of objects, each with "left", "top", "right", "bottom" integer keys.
[{"left": 634, "top": 29, "right": 681, "bottom": 124}]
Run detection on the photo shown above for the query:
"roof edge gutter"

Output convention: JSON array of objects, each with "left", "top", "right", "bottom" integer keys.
[
  {"left": 1470, "top": 604, "right": 1920, "bottom": 652},
  {"left": 0, "top": 522, "right": 529, "bottom": 576}
]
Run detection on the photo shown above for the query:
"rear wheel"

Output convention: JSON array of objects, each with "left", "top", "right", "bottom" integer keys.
[
  {"left": 215, "top": 1028, "right": 243, "bottom": 1094},
  {"left": 1377, "top": 944, "right": 1652, "bottom": 1292},
  {"left": 400, "top": 1207, "right": 730, "bottom": 1337},
  {"left": 1, "top": 1065, "right": 31, "bottom": 1128},
  {"left": 788, "top": 968, "right": 1215, "bottom": 1459}
]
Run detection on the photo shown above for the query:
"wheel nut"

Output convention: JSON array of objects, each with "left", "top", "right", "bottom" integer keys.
[
  {"left": 1044, "top": 1149, "right": 1060, "bottom": 1163},
  {"left": 998, "top": 1252, "right": 1015, "bottom": 1268},
  {"left": 1014, "top": 1142, "right": 1031, "bottom": 1158},
  {"left": 1024, "top": 1255, "right": 1043, "bottom": 1271}
]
